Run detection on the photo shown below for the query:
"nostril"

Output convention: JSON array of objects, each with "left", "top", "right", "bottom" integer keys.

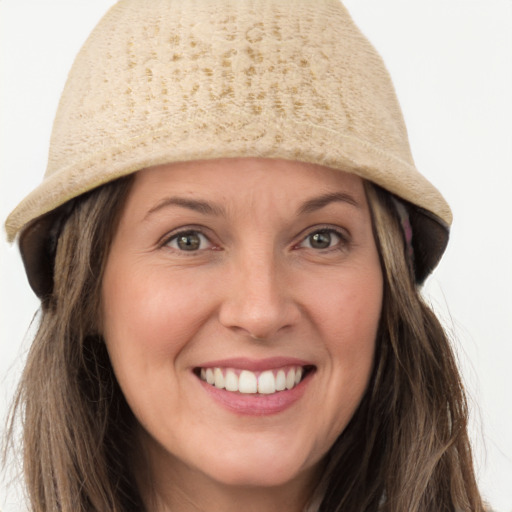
[{"left": 217, "top": 267, "right": 301, "bottom": 340}]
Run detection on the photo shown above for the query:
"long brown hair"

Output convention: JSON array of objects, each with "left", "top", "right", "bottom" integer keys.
[
  {"left": 315, "top": 184, "right": 484, "bottom": 511},
  {"left": 4, "top": 176, "right": 142, "bottom": 511},
  {"left": 4, "top": 177, "right": 483, "bottom": 511}
]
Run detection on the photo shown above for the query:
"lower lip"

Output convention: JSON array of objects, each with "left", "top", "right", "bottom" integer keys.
[{"left": 198, "top": 373, "right": 312, "bottom": 416}]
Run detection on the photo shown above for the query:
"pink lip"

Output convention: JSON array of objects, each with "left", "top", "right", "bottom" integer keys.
[
  {"left": 200, "top": 380, "right": 310, "bottom": 416},
  {"left": 196, "top": 361, "right": 315, "bottom": 416},
  {"left": 196, "top": 356, "right": 313, "bottom": 372}
]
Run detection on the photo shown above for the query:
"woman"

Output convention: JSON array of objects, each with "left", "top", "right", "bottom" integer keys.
[{"left": 3, "top": 0, "right": 485, "bottom": 510}]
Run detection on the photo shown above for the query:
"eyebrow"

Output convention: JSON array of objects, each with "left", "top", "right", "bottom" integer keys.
[
  {"left": 297, "top": 192, "right": 361, "bottom": 215},
  {"left": 144, "top": 197, "right": 224, "bottom": 219},
  {"left": 144, "top": 191, "right": 360, "bottom": 220}
]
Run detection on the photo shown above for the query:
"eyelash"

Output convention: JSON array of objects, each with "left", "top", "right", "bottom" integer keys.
[{"left": 160, "top": 226, "right": 350, "bottom": 254}]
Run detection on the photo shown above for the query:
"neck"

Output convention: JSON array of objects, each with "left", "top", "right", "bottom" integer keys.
[{"left": 149, "top": 480, "right": 318, "bottom": 512}]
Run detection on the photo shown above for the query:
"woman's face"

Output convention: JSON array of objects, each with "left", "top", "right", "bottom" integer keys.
[{"left": 101, "top": 158, "right": 382, "bottom": 495}]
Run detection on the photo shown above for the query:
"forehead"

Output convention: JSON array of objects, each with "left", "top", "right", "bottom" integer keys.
[{"left": 130, "top": 158, "right": 366, "bottom": 205}]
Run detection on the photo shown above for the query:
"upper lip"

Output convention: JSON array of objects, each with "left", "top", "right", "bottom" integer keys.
[{"left": 195, "top": 357, "right": 315, "bottom": 372}]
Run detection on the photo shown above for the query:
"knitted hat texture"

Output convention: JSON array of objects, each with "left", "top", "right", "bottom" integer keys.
[{"left": 5, "top": 0, "right": 451, "bottom": 294}]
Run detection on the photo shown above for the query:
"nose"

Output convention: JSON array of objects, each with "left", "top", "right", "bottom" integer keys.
[{"left": 218, "top": 251, "right": 301, "bottom": 341}]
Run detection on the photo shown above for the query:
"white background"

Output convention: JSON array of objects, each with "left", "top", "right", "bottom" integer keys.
[{"left": 1, "top": 1, "right": 511, "bottom": 510}]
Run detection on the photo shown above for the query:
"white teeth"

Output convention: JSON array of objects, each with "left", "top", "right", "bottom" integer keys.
[
  {"left": 238, "top": 370, "right": 258, "bottom": 393},
  {"left": 199, "top": 366, "right": 308, "bottom": 394},
  {"left": 275, "top": 369, "right": 286, "bottom": 391},
  {"left": 225, "top": 369, "right": 238, "bottom": 392},
  {"left": 258, "top": 370, "right": 276, "bottom": 394},
  {"left": 214, "top": 368, "right": 225, "bottom": 388},
  {"left": 285, "top": 368, "right": 296, "bottom": 390}
]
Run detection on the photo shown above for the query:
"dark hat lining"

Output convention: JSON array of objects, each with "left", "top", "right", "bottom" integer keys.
[
  {"left": 19, "top": 200, "right": 76, "bottom": 300},
  {"left": 409, "top": 205, "right": 450, "bottom": 284}
]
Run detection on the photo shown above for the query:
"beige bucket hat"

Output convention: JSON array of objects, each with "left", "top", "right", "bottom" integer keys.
[{"left": 5, "top": 0, "right": 451, "bottom": 296}]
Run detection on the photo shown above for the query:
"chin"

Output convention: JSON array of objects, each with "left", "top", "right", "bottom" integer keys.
[{"left": 196, "top": 442, "right": 322, "bottom": 489}]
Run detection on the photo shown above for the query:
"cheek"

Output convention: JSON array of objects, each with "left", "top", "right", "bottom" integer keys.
[
  {"left": 307, "top": 263, "right": 382, "bottom": 350},
  {"left": 103, "top": 264, "right": 204, "bottom": 350},
  {"left": 326, "top": 290, "right": 380, "bottom": 387},
  {"left": 100, "top": 265, "right": 204, "bottom": 400},
  {"left": 304, "top": 266, "right": 382, "bottom": 436},
  {"left": 100, "top": 265, "right": 217, "bottom": 435},
  {"left": 331, "top": 274, "right": 381, "bottom": 375}
]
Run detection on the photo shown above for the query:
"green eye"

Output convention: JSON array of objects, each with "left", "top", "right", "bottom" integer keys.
[
  {"left": 167, "top": 231, "right": 209, "bottom": 251},
  {"left": 309, "top": 231, "right": 332, "bottom": 249},
  {"left": 301, "top": 229, "right": 343, "bottom": 250}
]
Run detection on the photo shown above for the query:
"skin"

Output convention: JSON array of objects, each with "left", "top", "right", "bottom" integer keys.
[{"left": 101, "top": 158, "right": 383, "bottom": 512}]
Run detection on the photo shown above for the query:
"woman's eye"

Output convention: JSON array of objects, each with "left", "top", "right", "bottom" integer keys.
[
  {"left": 300, "top": 229, "right": 344, "bottom": 250},
  {"left": 165, "top": 231, "right": 211, "bottom": 251}
]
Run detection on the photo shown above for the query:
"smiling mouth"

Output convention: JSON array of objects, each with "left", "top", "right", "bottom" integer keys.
[{"left": 194, "top": 365, "right": 315, "bottom": 395}]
